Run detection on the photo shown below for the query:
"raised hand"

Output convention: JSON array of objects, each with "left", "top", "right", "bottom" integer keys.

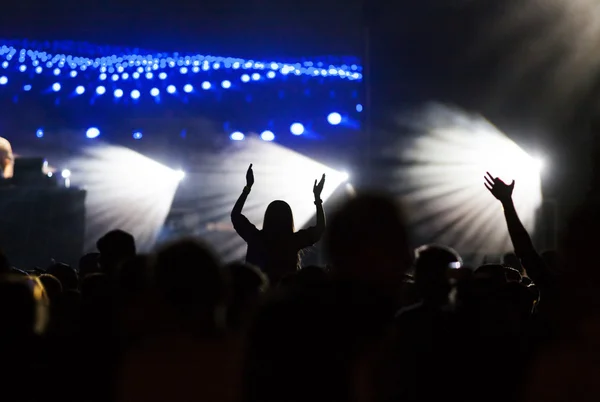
[
  {"left": 313, "top": 174, "right": 326, "bottom": 199},
  {"left": 485, "top": 172, "right": 514, "bottom": 203},
  {"left": 246, "top": 164, "right": 254, "bottom": 188}
]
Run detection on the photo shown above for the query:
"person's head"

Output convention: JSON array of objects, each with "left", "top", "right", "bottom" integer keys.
[
  {"left": 38, "top": 274, "right": 63, "bottom": 303},
  {"left": 47, "top": 263, "right": 78, "bottom": 291},
  {"left": 78, "top": 252, "right": 100, "bottom": 281},
  {"left": 414, "top": 244, "right": 462, "bottom": 304},
  {"left": 263, "top": 200, "right": 295, "bottom": 234},
  {"left": 0, "top": 275, "right": 48, "bottom": 337},
  {"left": 324, "top": 192, "right": 411, "bottom": 295},
  {"left": 96, "top": 230, "right": 136, "bottom": 274},
  {"left": 502, "top": 252, "right": 523, "bottom": 274}
]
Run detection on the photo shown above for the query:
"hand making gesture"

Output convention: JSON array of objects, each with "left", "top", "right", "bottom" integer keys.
[
  {"left": 246, "top": 164, "right": 254, "bottom": 189},
  {"left": 484, "top": 172, "right": 514, "bottom": 204},
  {"left": 313, "top": 174, "right": 326, "bottom": 200}
]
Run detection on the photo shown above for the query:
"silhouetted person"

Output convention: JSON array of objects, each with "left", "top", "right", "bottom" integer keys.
[
  {"left": 79, "top": 252, "right": 101, "bottom": 282},
  {"left": 97, "top": 230, "right": 136, "bottom": 277},
  {"left": 39, "top": 273, "right": 63, "bottom": 303},
  {"left": 231, "top": 164, "right": 326, "bottom": 283},
  {"left": 226, "top": 262, "right": 268, "bottom": 332},
  {"left": 47, "top": 262, "right": 79, "bottom": 291}
]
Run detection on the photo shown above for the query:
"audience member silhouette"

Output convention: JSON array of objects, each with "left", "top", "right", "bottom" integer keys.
[
  {"left": 97, "top": 229, "right": 136, "bottom": 277},
  {"left": 231, "top": 164, "right": 326, "bottom": 283}
]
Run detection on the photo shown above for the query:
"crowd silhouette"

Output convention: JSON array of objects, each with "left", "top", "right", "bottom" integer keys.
[{"left": 0, "top": 163, "right": 592, "bottom": 402}]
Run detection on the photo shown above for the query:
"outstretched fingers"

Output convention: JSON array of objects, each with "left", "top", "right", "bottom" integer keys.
[
  {"left": 484, "top": 183, "right": 493, "bottom": 192},
  {"left": 484, "top": 175, "right": 495, "bottom": 188}
]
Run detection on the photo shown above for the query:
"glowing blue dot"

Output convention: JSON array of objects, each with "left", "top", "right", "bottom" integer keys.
[
  {"left": 150, "top": 87, "right": 159, "bottom": 96},
  {"left": 0, "top": 76, "right": 8, "bottom": 85},
  {"left": 327, "top": 112, "right": 342, "bottom": 125},
  {"left": 86, "top": 127, "right": 100, "bottom": 139},
  {"left": 51, "top": 82, "right": 61, "bottom": 92},
  {"left": 145, "top": 72, "right": 153, "bottom": 79},
  {"left": 23, "top": 84, "right": 31, "bottom": 91},
  {"left": 99, "top": 73, "right": 107, "bottom": 81},
  {"left": 96, "top": 86, "right": 106, "bottom": 95},
  {"left": 159, "top": 72, "right": 167, "bottom": 80},
  {"left": 290, "top": 123, "right": 305, "bottom": 135},
  {"left": 167, "top": 85, "right": 176, "bottom": 94},
  {"left": 19, "top": 65, "right": 26, "bottom": 72},
  {"left": 270, "top": 63, "right": 279, "bottom": 70},
  {"left": 192, "top": 66, "right": 200, "bottom": 73},
  {"left": 221, "top": 80, "right": 231, "bottom": 89},
  {"left": 133, "top": 131, "right": 143, "bottom": 140},
  {"left": 70, "top": 70, "right": 77, "bottom": 77},
  {"left": 356, "top": 104, "right": 363, "bottom": 112},
  {"left": 201, "top": 82, "right": 210, "bottom": 90},
  {"left": 213, "top": 63, "right": 220, "bottom": 69},
  {"left": 36, "top": 129, "right": 44, "bottom": 138},
  {"left": 111, "top": 74, "right": 119, "bottom": 81},
  {"left": 75, "top": 85, "right": 85, "bottom": 95},
  {"left": 35, "top": 66, "right": 42, "bottom": 74},
  {"left": 230, "top": 132, "right": 245, "bottom": 141},
  {"left": 130, "top": 89, "right": 140, "bottom": 99},
  {"left": 122, "top": 72, "right": 129, "bottom": 79},
  {"left": 114, "top": 88, "right": 123, "bottom": 98},
  {"left": 180, "top": 67, "right": 188, "bottom": 74},
  {"left": 267, "top": 71, "right": 276, "bottom": 79},
  {"left": 241, "top": 74, "right": 250, "bottom": 82},
  {"left": 53, "top": 68, "right": 60, "bottom": 76},
  {"left": 132, "top": 72, "right": 140, "bottom": 79},
  {"left": 2, "top": 61, "right": 8, "bottom": 68},
  {"left": 251, "top": 73, "right": 260, "bottom": 81},
  {"left": 260, "top": 130, "right": 275, "bottom": 141}
]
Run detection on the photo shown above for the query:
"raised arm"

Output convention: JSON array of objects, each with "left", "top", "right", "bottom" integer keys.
[
  {"left": 485, "top": 172, "right": 548, "bottom": 285},
  {"left": 295, "top": 174, "right": 326, "bottom": 248},
  {"left": 231, "top": 164, "right": 259, "bottom": 241}
]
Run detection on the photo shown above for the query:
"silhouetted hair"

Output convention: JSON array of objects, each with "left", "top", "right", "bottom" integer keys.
[
  {"left": 78, "top": 252, "right": 100, "bottom": 280},
  {"left": 39, "top": 274, "right": 63, "bottom": 302},
  {"left": 263, "top": 200, "right": 295, "bottom": 235},
  {"left": 97, "top": 230, "right": 136, "bottom": 268},
  {"left": 47, "top": 263, "right": 78, "bottom": 291}
]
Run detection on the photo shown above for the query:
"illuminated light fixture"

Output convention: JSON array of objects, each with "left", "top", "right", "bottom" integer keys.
[
  {"left": 167, "top": 85, "right": 176, "bottom": 94},
  {"left": 23, "top": 84, "right": 31, "bottom": 91},
  {"left": 75, "top": 85, "right": 85, "bottom": 95},
  {"left": 0, "top": 76, "right": 8, "bottom": 85},
  {"left": 130, "top": 89, "right": 140, "bottom": 99},
  {"left": 150, "top": 87, "right": 159, "bottom": 96},
  {"left": 133, "top": 131, "right": 143, "bottom": 140},
  {"left": 356, "top": 104, "right": 363, "bottom": 112},
  {"left": 174, "top": 170, "right": 185, "bottom": 181},
  {"left": 290, "top": 123, "right": 305, "bottom": 136},
  {"left": 221, "top": 80, "right": 231, "bottom": 89},
  {"left": 61, "top": 169, "right": 71, "bottom": 179},
  {"left": 53, "top": 68, "right": 60, "bottom": 76},
  {"left": 70, "top": 70, "right": 77, "bottom": 77},
  {"left": 99, "top": 73, "right": 107, "bottom": 80},
  {"left": 201, "top": 82, "right": 210, "bottom": 90},
  {"left": 267, "top": 71, "right": 276, "bottom": 78},
  {"left": 251, "top": 73, "right": 260, "bottom": 81},
  {"left": 184, "top": 84, "right": 194, "bottom": 92},
  {"left": 36, "top": 128, "right": 44, "bottom": 138},
  {"left": 159, "top": 72, "right": 167, "bottom": 80},
  {"left": 111, "top": 74, "right": 119, "bottom": 81},
  {"left": 96, "top": 86, "right": 106, "bottom": 95},
  {"left": 19, "top": 65, "right": 26, "bottom": 72},
  {"left": 260, "top": 130, "right": 275, "bottom": 141},
  {"left": 241, "top": 74, "right": 250, "bottom": 82},
  {"left": 230, "top": 131, "right": 245, "bottom": 141},
  {"left": 86, "top": 127, "right": 101, "bottom": 139},
  {"left": 327, "top": 112, "right": 342, "bottom": 125},
  {"left": 35, "top": 66, "right": 42, "bottom": 74},
  {"left": 51, "top": 82, "right": 61, "bottom": 92},
  {"left": 114, "top": 88, "right": 123, "bottom": 98}
]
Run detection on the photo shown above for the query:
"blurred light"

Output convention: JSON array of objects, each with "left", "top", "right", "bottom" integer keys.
[
  {"left": 53, "top": 68, "right": 60, "bottom": 76},
  {"left": 19, "top": 65, "right": 26, "bottom": 72},
  {"left": 241, "top": 74, "right": 250, "bottom": 82},
  {"left": 99, "top": 73, "right": 107, "bottom": 80},
  {"left": 159, "top": 72, "right": 167, "bottom": 80},
  {"left": 86, "top": 127, "right": 100, "bottom": 139},
  {"left": 180, "top": 67, "right": 188, "bottom": 74},
  {"left": 75, "top": 85, "right": 85, "bottom": 95},
  {"left": 174, "top": 170, "right": 186, "bottom": 181},
  {"left": 327, "top": 112, "right": 342, "bottom": 125},
  {"left": 133, "top": 131, "right": 143, "bottom": 140},
  {"left": 340, "top": 171, "right": 350, "bottom": 182},
  {"left": 114, "top": 89, "right": 123, "bottom": 98},
  {"left": 35, "top": 66, "right": 42, "bottom": 74},
  {"left": 396, "top": 103, "right": 543, "bottom": 255},
  {"left": 133, "top": 72, "right": 140, "bottom": 79},
  {"left": 96, "top": 86, "right": 106, "bottom": 95},
  {"left": 23, "top": 84, "right": 31, "bottom": 91},
  {"left": 52, "top": 82, "right": 61, "bottom": 92},
  {"left": 260, "top": 130, "right": 275, "bottom": 141},
  {"left": 70, "top": 70, "right": 77, "bottom": 77},
  {"left": 201, "top": 82, "right": 210, "bottom": 90},
  {"left": 230, "top": 131, "right": 245, "bottom": 141},
  {"left": 356, "top": 104, "right": 363, "bottom": 112},
  {"left": 221, "top": 80, "right": 231, "bottom": 89},
  {"left": 36, "top": 128, "right": 44, "bottom": 138},
  {"left": 145, "top": 72, "right": 153, "bottom": 79},
  {"left": 0, "top": 76, "right": 8, "bottom": 85},
  {"left": 150, "top": 87, "right": 159, "bottom": 96},
  {"left": 130, "top": 89, "right": 140, "bottom": 99},
  {"left": 61, "top": 169, "right": 71, "bottom": 179},
  {"left": 251, "top": 73, "right": 260, "bottom": 81},
  {"left": 290, "top": 123, "right": 305, "bottom": 135},
  {"left": 167, "top": 85, "right": 176, "bottom": 94},
  {"left": 111, "top": 74, "right": 119, "bottom": 81},
  {"left": 184, "top": 84, "right": 194, "bottom": 92},
  {"left": 267, "top": 71, "right": 276, "bottom": 78},
  {"left": 533, "top": 157, "right": 545, "bottom": 174}
]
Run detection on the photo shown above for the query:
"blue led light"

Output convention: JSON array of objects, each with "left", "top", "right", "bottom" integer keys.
[
  {"left": 159, "top": 72, "right": 167, "bottom": 80},
  {"left": 75, "top": 85, "right": 85, "bottom": 95},
  {"left": 99, "top": 73, "right": 107, "bottom": 81},
  {"left": 150, "top": 87, "right": 159, "bottom": 96},
  {"left": 145, "top": 72, "right": 153, "bottom": 79},
  {"left": 260, "top": 130, "right": 275, "bottom": 141},
  {"left": 132, "top": 72, "right": 140, "bottom": 79},
  {"left": 122, "top": 72, "right": 129, "bottom": 79},
  {"left": 230, "top": 131, "right": 245, "bottom": 141},
  {"left": 133, "top": 131, "right": 143, "bottom": 140},
  {"left": 290, "top": 123, "right": 304, "bottom": 136},
  {"left": 201, "top": 82, "right": 210, "bottom": 90},
  {"left": 19, "top": 65, "right": 26, "bottom": 72},
  {"left": 96, "top": 86, "right": 106, "bottom": 95},
  {"left": 23, "top": 84, "right": 31, "bottom": 91},
  {"left": 181, "top": 84, "right": 192, "bottom": 93},
  {"left": 53, "top": 68, "right": 60, "bottom": 76},
  {"left": 241, "top": 74, "right": 250, "bottom": 82},
  {"left": 70, "top": 70, "right": 77, "bottom": 77},
  {"left": 221, "top": 80, "right": 231, "bottom": 89},
  {"left": 86, "top": 127, "right": 100, "bottom": 139},
  {"left": 0, "top": 76, "right": 7, "bottom": 85},
  {"left": 267, "top": 71, "right": 276, "bottom": 79},
  {"left": 251, "top": 73, "right": 260, "bottom": 81},
  {"left": 327, "top": 112, "right": 342, "bottom": 125},
  {"left": 180, "top": 67, "right": 188, "bottom": 74},
  {"left": 36, "top": 128, "right": 44, "bottom": 138},
  {"left": 130, "top": 89, "right": 140, "bottom": 99},
  {"left": 114, "top": 88, "right": 123, "bottom": 98},
  {"left": 111, "top": 74, "right": 119, "bottom": 81},
  {"left": 35, "top": 66, "right": 42, "bottom": 74},
  {"left": 51, "top": 82, "right": 61, "bottom": 92},
  {"left": 356, "top": 104, "right": 363, "bottom": 112},
  {"left": 2, "top": 61, "right": 8, "bottom": 68},
  {"left": 167, "top": 85, "right": 176, "bottom": 94}
]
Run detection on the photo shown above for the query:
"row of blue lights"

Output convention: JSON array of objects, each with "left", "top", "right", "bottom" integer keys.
[
  {"left": 33, "top": 111, "right": 355, "bottom": 141},
  {"left": 0, "top": 45, "right": 363, "bottom": 81}
]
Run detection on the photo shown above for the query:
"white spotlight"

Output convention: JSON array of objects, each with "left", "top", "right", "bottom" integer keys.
[
  {"left": 174, "top": 170, "right": 186, "bottom": 181},
  {"left": 61, "top": 169, "right": 71, "bottom": 179}
]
